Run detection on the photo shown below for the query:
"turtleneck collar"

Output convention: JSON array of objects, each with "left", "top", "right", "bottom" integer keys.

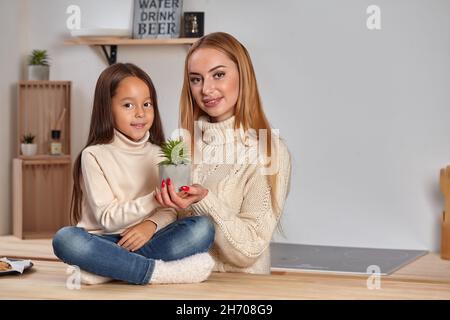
[
  {"left": 112, "top": 129, "right": 150, "bottom": 150},
  {"left": 197, "top": 115, "right": 236, "bottom": 146}
]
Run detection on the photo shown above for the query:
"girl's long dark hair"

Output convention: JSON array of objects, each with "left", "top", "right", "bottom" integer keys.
[{"left": 70, "top": 63, "right": 165, "bottom": 224}]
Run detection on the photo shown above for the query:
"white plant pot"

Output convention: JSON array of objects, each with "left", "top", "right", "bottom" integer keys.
[
  {"left": 27, "top": 65, "right": 49, "bottom": 81},
  {"left": 21, "top": 143, "right": 37, "bottom": 156},
  {"left": 159, "top": 164, "right": 191, "bottom": 191}
]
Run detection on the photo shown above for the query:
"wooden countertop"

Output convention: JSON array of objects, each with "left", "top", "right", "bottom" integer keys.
[{"left": 1, "top": 236, "right": 449, "bottom": 299}]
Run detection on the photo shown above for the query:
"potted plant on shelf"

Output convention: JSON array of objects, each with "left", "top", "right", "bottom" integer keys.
[
  {"left": 21, "top": 133, "right": 37, "bottom": 156},
  {"left": 27, "top": 49, "right": 50, "bottom": 81},
  {"left": 159, "top": 138, "right": 191, "bottom": 191}
]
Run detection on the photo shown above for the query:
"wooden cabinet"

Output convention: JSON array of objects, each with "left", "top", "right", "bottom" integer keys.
[{"left": 13, "top": 81, "right": 71, "bottom": 239}]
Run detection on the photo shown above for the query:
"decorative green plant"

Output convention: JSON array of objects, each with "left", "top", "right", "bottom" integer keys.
[
  {"left": 21, "top": 133, "right": 36, "bottom": 144},
  {"left": 159, "top": 138, "right": 190, "bottom": 166},
  {"left": 28, "top": 49, "right": 50, "bottom": 66}
]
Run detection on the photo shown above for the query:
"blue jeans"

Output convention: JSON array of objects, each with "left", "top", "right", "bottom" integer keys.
[{"left": 52, "top": 216, "right": 215, "bottom": 285}]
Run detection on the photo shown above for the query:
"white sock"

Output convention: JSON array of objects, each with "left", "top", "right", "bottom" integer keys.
[
  {"left": 80, "top": 270, "right": 112, "bottom": 285},
  {"left": 66, "top": 265, "right": 112, "bottom": 285},
  {"left": 150, "top": 252, "right": 215, "bottom": 284}
]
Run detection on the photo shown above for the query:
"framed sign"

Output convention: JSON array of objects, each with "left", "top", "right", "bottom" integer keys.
[{"left": 133, "top": 0, "right": 183, "bottom": 39}]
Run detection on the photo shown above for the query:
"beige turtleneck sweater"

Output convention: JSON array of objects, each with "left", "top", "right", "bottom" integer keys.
[
  {"left": 76, "top": 129, "right": 177, "bottom": 235},
  {"left": 182, "top": 116, "right": 291, "bottom": 274}
]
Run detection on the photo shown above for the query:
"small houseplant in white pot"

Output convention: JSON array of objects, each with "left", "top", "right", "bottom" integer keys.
[
  {"left": 159, "top": 138, "right": 191, "bottom": 191},
  {"left": 27, "top": 49, "right": 50, "bottom": 81},
  {"left": 21, "top": 133, "right": 37, "bottom": 156}
]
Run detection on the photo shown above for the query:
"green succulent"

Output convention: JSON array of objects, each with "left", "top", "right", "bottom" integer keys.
[
  {"left": 22, "top": 133, "right": 36, "bottom": 144},
  {"left": 159, "top": 138, "right": 190, "bottom": 166},
  {"left": 28, "top": 49, "right": 50, "bottom": 66}
]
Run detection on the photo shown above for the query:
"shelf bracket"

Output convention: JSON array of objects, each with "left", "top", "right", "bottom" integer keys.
[{"left": 100, "top": 45, "right": 117, "bottom": 65}]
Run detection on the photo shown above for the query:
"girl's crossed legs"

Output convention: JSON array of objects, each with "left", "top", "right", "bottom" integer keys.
[{"left": 52, "top": 216, "right": 215, "bottom": 285}]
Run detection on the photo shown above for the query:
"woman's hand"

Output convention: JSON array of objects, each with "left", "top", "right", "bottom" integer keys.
[
  {"left": 154, "top": 178, "right": 208, "bottom": 210},
  {"left": 118, "top": 220, "right": 157, "bottom": 252}
]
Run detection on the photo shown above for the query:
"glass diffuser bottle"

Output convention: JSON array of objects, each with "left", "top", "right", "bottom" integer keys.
[{"left": 50, "top": 130, "right": 62, "bottom": 155}]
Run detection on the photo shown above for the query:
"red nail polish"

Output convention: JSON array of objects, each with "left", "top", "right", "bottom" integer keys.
[
  {"left": 180, "top": 186, "right": 190, "bottom": 192},
  {"left": 161, "top": 179, "right": 165, "bottom": 188},
  {"left": 167, "top": 178, "right": 171, "bottom": 185}
]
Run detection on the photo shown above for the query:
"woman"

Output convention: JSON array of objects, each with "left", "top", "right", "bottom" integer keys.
[{"left": 155, "top": 32, "right": 291, "bottom": 274}]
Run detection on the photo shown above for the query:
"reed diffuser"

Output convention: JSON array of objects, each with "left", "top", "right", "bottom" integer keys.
[{"left": 50, "top": 108, "right": 66, "bottom": 155}]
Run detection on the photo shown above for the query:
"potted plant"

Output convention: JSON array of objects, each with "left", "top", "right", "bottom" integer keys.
[
  {"left": 159, "top": 138, "right": 191, "bottom": 191},
  {"left": 27, "top": 49, "right": 50, "bottom": 81},
  {"left": 21, "top": 133, "right": 37, "bottom": 156}
]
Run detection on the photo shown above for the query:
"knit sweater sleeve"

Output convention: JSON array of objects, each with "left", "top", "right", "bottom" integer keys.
[
  {"left": 190, "top": 144, "right": 291, "bottom": 268},
  {"left": 81, "top": 150, "right": 160, "bottom": 233},
  {"left": 144, "top": 207, "right": 177, "bottom": 232}
]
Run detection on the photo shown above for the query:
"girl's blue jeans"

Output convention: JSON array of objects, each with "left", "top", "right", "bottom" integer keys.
[{"left": 52, "top": 216, "right": 215, "bottom": 285}]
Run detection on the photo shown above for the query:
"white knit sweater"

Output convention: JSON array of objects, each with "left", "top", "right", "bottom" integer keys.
[
  {"left": 183, "top": 116, "right": 291, "bottom": 274},
  {"left": 77, "top": 129, "right": 177, "bottom": 235}
]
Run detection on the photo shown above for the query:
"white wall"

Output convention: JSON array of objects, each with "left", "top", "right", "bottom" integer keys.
[
  {"left": 0, "top": 0, "right": 27, "bottom": 234},
  {"left": 1, "top": 0, "right": 449, "bottom": 251}
]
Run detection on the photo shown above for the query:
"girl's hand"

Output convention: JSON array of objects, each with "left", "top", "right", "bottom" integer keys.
[
  {"left": 118, "top": 220, "right": 157, "bottom": 252},
  {"left": 154, "top": 178, "right": 208, "bottom": 210}
]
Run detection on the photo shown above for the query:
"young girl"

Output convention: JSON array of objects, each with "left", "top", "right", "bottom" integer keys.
[
  {"left": 52, "top": 63, "right": 215, "bottom": 285},
  {"left": 155, "top": 32, "right": 292, "bottom": 274}
]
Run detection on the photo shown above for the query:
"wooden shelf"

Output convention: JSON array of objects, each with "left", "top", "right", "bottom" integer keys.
[
  {"left": 64, "top": 36, "right": 199, "bottom": 46},
  {"left": 19, "top": 155, "right": 71, "bottom": 160},
  {"left": 17, "top": 81, "right": 71, "bottom": 157},
  {"left": 19, "top": 155, "right": 71, "bottom": 165},
  {"left": 64, "top": 36, "right": 199, "bottom": 65},
  {"left": 19, "top": 80, "right": 72, "bottom": 86},
  {"left": 14, "top": 81, "right": 72, "bottom": 239}
]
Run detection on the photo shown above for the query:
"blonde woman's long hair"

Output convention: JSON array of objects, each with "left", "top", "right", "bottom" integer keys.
[{"left": 179, "top": 32, "right": 285, "bottom": 214}]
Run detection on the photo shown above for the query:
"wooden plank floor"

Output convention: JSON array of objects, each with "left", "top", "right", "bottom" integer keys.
[{"left": 1, "top": 235, "right": 450, "bottom": 299}]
